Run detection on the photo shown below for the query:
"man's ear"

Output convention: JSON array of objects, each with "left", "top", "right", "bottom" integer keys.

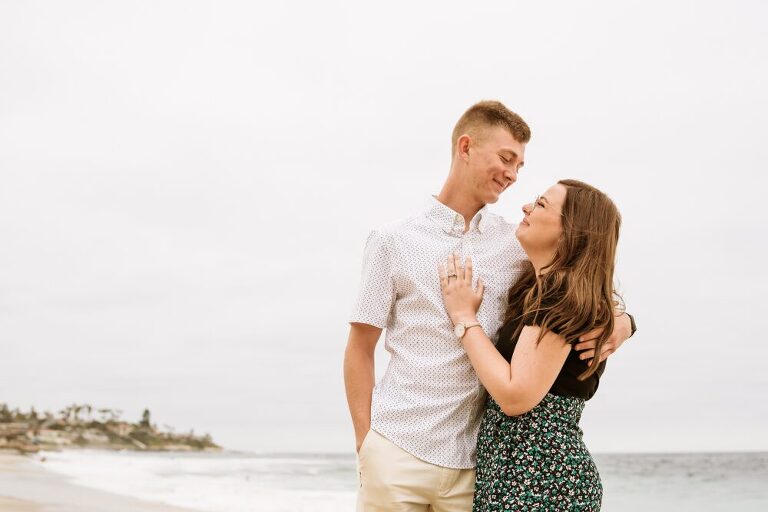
[{"left": 456, "top": 134, "right": 472, "bottom": 162}]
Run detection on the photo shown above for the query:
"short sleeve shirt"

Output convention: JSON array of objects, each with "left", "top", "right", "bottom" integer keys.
[{"left": 350, "top": 196, "right": 527, "bottom": 468}]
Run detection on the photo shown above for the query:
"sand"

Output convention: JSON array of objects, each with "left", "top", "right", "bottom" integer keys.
[
  {"left": 0, "top": 452, "right": 197, "bottom": 512},
  {"left": 0, "top": 496, "right": 41, "bottom": 512}
]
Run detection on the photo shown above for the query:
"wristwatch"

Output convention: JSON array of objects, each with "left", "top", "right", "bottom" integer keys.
[
  {"left": 454, "top": 322, "right": 481, "bottom": 339},
  {"left": 627, "top": 313, "right": 637, "bottom": 338}
]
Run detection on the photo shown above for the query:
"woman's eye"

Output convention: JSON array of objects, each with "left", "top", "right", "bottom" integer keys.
[{"left": 536, "top": 202, "right": 545, "bottom": 208}]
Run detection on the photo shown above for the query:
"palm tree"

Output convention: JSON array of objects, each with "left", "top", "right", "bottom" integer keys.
[
  {"left": 58, "top": 405, "right": 73, "bottom": 422},
  {"left": 0, "top": 404, "right": 11, "bottom": 423},
  {"left": 140, "top": 409, "right": 151, "bottom": 428},
  {"left": 72, "top": 404, "right": 84, "bottom": 423}
]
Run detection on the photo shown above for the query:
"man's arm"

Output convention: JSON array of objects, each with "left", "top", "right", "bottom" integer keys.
[{"left": 344, "top": 322, "right": 382, "bottom": 453}]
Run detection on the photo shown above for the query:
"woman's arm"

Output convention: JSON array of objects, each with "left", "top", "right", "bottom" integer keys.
[
  {"left": 439, "top": 253, "right": 571, "bottom": 416},
  {"left": 458, "top": 322, "right": 570, "bottom": 416}
]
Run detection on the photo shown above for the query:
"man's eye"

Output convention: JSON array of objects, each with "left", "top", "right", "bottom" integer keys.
[{"left": 500, "top": 156, "right": 510, "bottom": 163}]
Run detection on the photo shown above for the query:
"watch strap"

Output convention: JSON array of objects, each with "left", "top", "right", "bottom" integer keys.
[
  {"left": 457, "top": 322, "right": 481, "bottom": 339},
  {"left": 626, "top": 313, "right": 637, "bottom": 338}
]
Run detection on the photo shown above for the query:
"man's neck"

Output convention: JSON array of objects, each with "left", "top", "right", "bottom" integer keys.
[{"left": 436, "top": 182, "right": 485, "bottom": 233}]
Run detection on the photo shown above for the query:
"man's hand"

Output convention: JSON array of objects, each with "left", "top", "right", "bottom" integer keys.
[
  {"left": 356, "top": 429, "right": 370, "bottom": 454},
  {"left": 573, "top": 313, "right": 633, "bottom": 365}
]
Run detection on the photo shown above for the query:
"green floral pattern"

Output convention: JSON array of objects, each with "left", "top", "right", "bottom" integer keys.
[{"left": 473, "top": 393, "right": 602, "bottom": 511}]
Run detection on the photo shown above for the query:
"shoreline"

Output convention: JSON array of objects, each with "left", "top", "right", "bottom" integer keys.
[
  {"left": 1, "top": 449, "right": 766, "bottom": 512},
  {"left": 0, "top": 452, "right": 198, "bottom": 512}
]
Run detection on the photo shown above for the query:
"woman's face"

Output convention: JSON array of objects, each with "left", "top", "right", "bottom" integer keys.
[{"left": 515, "top": 183, "right": 567, "bottom": 256}]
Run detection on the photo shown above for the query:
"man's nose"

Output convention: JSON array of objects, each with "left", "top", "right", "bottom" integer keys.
[{"left": 504, "top": 168, "right": 518, "bottom": 184}]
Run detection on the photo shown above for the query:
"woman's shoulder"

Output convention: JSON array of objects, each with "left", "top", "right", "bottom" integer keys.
[{"left": 520, "top": 286, "right": 567, "bottom": 331}]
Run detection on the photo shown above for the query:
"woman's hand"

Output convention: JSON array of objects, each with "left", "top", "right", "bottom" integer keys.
[{"left": 438, "top": 253, "right": 485, "bottom": 325}]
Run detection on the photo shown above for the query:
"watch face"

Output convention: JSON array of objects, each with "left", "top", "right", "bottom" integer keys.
[{"left": 454, "top": 324, "right": 465, "bottom": 338}]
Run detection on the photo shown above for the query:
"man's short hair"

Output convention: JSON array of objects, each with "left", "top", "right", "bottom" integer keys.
[{"left": 451, "top": 101, "right": 531, "bottom": 152}]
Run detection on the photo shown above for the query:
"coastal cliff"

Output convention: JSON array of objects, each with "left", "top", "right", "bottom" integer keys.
[{"left": 0, "top": 403, "right": 220, "bottom": 454}]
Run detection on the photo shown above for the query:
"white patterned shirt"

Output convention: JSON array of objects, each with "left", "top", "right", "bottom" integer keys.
[{"left": 350, "top": 196, "right": 528, "bottom": 468}]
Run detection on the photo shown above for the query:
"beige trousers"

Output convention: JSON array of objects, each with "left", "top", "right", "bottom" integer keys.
[{"left": 356, "top": 430, "right": 475, "bottom": 512}]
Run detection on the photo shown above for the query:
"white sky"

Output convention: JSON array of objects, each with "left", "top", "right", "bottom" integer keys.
[{"left": 1, "top": 0, "right": 767, "bottom": 454}]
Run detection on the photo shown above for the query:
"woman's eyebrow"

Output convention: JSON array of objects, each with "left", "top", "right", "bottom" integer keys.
[{"left": 540, "top": 196, "right": 551, "bottom": 204}]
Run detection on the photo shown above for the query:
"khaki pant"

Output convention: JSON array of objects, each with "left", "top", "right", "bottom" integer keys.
[{"left": 356, "top": 430, "right": 475, "bottom": 512}]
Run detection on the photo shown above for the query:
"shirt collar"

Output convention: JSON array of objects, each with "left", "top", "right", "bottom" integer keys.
[{"left": 425, "top": 196, "right": 491, "bottom": 235}]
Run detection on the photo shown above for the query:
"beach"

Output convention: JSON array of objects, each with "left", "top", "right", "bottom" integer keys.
[
  {"left": 0, "top": 452, "right": 196, "bottom": 512},
  {"left": 0, "top": 450, "right": 357, "bottom": 512},
  {"left": 1, "top": 449, "right": 766, "bottom": 512},
  {"left": 0, "top": 497, "right": 38, "bottom": 512}
]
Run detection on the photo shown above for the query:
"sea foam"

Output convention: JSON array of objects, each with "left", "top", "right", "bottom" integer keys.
[{"left": 35, "top": 450, "right": 357, "bottom": 512}]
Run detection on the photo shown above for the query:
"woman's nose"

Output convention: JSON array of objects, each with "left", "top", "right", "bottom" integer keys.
[{"left": 522, "top": 203, "right": 531, "bottom": 214}]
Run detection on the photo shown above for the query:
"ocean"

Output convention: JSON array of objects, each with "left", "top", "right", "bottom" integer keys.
[{"left": 35, "top": 450, "right": 768, "bottom": 511}]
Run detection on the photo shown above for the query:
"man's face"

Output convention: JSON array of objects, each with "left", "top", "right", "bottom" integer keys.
[{"left": 464, "top": 126, "right": 526, "bottom": 205}]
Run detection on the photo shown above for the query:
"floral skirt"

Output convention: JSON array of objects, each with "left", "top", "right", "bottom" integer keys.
[{"left": 473, "top": 393, "right": 602, "bottom": 511}]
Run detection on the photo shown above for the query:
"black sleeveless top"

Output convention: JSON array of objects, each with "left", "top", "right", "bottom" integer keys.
[{"left": 495, "top": 309, "right": 606, "bottom": 401}]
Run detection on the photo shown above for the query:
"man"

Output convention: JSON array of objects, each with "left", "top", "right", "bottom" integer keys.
[{"left": 344, "top": 100, "right": 634, "bottom": 511}]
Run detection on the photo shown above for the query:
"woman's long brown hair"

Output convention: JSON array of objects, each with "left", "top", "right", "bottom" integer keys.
[{"left": 500, "top": 179, "right": 623, "bottom": 380}]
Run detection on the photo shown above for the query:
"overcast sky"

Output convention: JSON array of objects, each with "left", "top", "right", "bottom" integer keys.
[{"left": 1, "top": 0, "right": 766, "bottom": 454}]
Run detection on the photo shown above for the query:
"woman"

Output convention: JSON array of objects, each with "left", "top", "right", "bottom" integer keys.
[{"left": 438, "top": 179, "right": 622, "bottom": 511}]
